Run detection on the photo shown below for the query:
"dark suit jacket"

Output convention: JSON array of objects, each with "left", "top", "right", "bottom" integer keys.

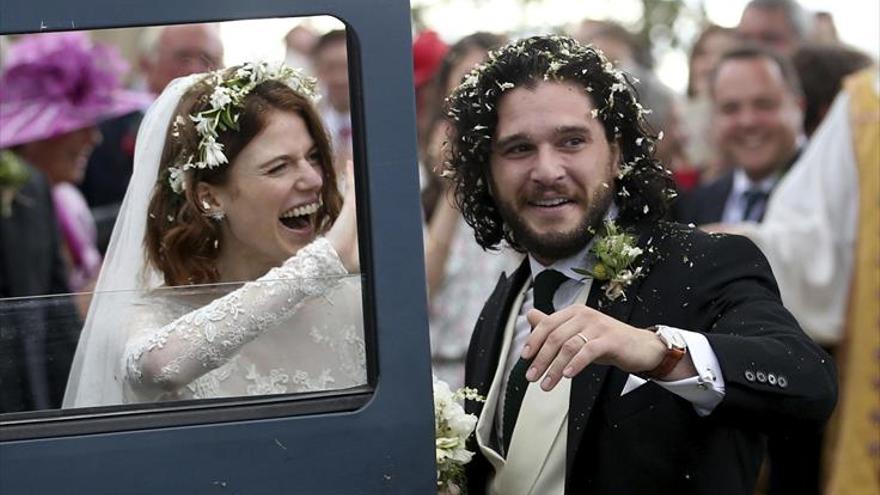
[
  {"left": 464, "top": 221, "right": 837, "bottom": 495},
  {"left": 673, "top": 171, "right": 734, "bottom": 225},
  {"left": 79, "top": 110, "right": 144, "bottom": 253},
  {"left": 0, "top": 164, "right": 81, "bottom": 413}
]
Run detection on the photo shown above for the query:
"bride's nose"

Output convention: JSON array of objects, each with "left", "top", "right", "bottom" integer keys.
[{"left": 294, "top": 159, "right": 324, "bottom": 191}]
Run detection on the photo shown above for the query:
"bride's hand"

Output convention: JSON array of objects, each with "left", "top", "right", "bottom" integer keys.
[{"left": 326, "top": 160, "right": 360, "bottom": 272}]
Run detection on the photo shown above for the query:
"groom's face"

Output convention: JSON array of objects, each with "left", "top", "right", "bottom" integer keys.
[{"left": 489, "top": 81, "right": 619, "bottom": 265}]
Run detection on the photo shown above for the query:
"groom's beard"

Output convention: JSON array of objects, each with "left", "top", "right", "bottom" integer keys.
[{"left": 494, "top": 184, "right": 614, "bottom": 263}]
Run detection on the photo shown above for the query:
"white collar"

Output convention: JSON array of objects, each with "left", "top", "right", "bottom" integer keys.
[
  {"left": 732, "top": 168, "right": 780, "bottom": 196},
  {"left": 528, "top": 242, "right": 594, "bottom": 284}
]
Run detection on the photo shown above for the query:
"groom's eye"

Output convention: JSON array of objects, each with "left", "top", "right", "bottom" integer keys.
[{"left": 502, "top": 143, "right": 533, "bottom": 157}]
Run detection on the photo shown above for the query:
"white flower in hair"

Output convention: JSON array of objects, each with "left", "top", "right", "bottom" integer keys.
[
  {"left": 201, "top": 136, "right": 227, "bottom": 168},
  {"left": 191, "top": 114, "right": 213, "bottom": 138},
  {"left": 168, "top": 166, "right": 186, "bottom": 194},
  {"left": 210, "top": 86, "right": 233, "bottom": 109}
]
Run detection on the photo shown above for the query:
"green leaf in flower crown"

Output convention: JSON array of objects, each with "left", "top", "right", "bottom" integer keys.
[{"left": 224, "top": 106, "right": 240, "bottom": 132}]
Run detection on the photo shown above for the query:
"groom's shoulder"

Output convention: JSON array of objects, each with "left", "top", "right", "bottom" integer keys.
[
  {"left": 640, "top": 221, "right": 771, "bottom": 280},
  {"left": 644, "top": 220, "right": 760, "bottom": 256}
]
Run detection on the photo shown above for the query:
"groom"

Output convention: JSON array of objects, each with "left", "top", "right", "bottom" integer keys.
[{"left": 442, "top": 36, "right": 837, "bottom": 495}]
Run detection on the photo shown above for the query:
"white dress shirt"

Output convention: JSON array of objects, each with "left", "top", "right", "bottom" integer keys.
[{"left": 721, "top": 168, "right": 780, "bottom": 223}]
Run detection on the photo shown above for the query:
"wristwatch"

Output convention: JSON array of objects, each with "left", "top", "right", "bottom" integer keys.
[{"left": 641, "top": 326, "right": 687, "bottom": 380}]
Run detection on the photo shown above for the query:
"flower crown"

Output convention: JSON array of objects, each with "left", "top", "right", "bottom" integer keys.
[{"left": 167, "top": 61, "right": 319, "bottom": 194}]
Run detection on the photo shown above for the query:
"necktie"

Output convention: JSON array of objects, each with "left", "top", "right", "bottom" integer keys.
[
  {"left": 502, "top": 269, "right": 568, "bottom": 455},
  {"left": 742, "top": 188, "right": 770, "bottom": 222}
]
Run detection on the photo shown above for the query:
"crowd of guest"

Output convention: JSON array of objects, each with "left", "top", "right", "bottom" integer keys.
[{"left": 0, "top": 0, "right": 876, "bottom": 492}]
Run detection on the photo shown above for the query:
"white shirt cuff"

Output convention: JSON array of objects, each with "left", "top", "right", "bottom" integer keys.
[{"left": 620, "top": 327, "right": 725, "bottom": 416}]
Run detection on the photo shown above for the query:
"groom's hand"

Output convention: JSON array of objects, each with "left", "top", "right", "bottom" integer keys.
[{"left": 520, "top": 306, "right": 667, "bottom": 391}]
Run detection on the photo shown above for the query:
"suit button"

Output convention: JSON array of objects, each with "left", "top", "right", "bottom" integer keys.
[
  {"left": 756, "top": 371, "right": 767, "bottom": 383},
  {"left": 777, "top": 375, "right": 788, "bottom": 388},
  {"left": 745, "top": 370, "right": 756, "bottom": 382},
  {"left": 767, "top": 373, "right": 777, "bottom": 385}
]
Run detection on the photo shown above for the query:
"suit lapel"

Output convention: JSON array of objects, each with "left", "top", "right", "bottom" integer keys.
[
  {"left": 565, "top": 222, "right": 660, "bottom": 477},
  {"left": 466, "top": 259, "right": 530, "bottom": 402}
]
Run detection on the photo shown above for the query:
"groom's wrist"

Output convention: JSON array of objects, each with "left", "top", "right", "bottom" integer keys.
[{"left": 638, "top": 326, "right": 688, "bottom": 380}]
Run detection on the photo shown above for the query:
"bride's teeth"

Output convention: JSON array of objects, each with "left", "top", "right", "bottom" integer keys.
[{"left": 281, "top": 201, "right": 321, "bottom": 219}]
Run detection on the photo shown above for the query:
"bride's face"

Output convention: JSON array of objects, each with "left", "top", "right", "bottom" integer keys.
[{"left": 208, "top": 109, "right": 325, "bottom": 274}]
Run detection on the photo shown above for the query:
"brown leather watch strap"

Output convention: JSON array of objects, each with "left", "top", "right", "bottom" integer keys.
[
  {"left": 640, "top": 326, "right": 687, "bottom": 380},
  {"left": 642, "top": 345, "right": 687, "bottom": 379}
]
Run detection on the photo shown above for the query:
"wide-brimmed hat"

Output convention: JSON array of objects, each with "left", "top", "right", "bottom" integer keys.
[{"left": 0, "top": 32, "right": 152, "bottom": 149}]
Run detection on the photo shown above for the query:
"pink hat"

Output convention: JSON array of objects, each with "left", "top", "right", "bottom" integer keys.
[{"left": 0, "top": 32, "right": 152, "bottom": 149}]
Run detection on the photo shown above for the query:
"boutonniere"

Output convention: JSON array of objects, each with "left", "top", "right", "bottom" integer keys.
[
  {"left": 0, "top": 150, "right": 31, "bottom": 218},
  {"left": 573, "top": 220, "right": 644, "bottom": 301}
]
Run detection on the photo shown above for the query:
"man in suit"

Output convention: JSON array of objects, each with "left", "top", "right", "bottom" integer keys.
[
  {"left": 441, "top": 35, "right": 836, "bottom": 494},
  {"left": 0, "top": 155, "right": 80, "bottom": 413},
  {"left": 674, "top": 46, "right": 804, "bottom": 226},
  {"left": 311, "top": 30, "right": 353, "bottom": 168}
]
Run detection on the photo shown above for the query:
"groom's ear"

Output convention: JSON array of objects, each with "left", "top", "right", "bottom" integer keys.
[{"left": 194, "top": 182, "right": 223, "bottom": 214}]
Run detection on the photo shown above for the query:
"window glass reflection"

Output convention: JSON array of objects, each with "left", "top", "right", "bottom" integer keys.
[
  {"left": 0, "top": 19, "right": 363, "bottom": 415},
  {"left": 1, "top": 275, "right": 365, "bottom": 411}
]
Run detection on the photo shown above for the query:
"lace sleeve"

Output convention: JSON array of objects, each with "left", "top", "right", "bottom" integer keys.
[{"left": 122, "top": 237, "right": 347, "bottom": 398}]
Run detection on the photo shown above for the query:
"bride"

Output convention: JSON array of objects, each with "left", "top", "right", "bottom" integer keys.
[{"left": 63, "top": 62, "right": 365, "bottom": 407}]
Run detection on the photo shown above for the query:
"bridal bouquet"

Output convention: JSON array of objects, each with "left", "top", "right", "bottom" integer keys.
[{"left": 434, "top": 378, "right": 483, "bottom": 494}]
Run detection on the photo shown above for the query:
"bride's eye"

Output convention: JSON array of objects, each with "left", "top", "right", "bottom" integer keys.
[
  {"left": 306, "top": 149, "right": 322, "bottom": 167},
  {"left": 267, "top": 162, "right": 288, "bottom": 175}
]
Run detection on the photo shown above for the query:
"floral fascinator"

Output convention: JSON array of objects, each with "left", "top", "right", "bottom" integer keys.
[{"left": 0, "top": 32, "right": 152, "bottom": 149}]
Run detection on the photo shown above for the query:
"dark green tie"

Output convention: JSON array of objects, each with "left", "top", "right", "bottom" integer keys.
[{"left": 502, "top": 269, "right": 568, "bottom": 455}]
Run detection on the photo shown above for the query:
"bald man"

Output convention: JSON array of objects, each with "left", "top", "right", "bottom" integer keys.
[{"left": 140, "top": 23, "right": 224, "bottom": 95}]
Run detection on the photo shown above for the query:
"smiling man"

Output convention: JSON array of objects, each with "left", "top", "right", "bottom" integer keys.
[
  {"left": 442, "top": 35, "right": 835, "bottom": 495},
  {"left": 675, "top": 45, "right": 804, "bottom": 226}
]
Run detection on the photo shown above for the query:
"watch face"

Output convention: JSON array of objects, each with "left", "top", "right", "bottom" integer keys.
[{"left": 658, "top": 327, "right": 687, "bottom": 350}]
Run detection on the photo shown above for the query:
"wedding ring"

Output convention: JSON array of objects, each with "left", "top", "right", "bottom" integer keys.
[{"left": 576, "top": 333, "right": 589, "bottom": 345}]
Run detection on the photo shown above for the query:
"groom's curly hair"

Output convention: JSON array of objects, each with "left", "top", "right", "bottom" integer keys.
[
  {"left": 442, "top": 35, "right": 675, "bottom": 252},
  {"left": 145, "top": 67, "right": 342, "bottom": 286}
]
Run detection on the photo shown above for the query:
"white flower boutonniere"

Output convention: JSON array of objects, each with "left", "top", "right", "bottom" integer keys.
[
  {"left": 574, "top": 220, "right": 644, "bottom": 301},
  {"left": 433, "top": 378, "right": 484, "bottom": 494}
]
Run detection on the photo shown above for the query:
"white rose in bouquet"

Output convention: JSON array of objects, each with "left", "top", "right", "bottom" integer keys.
[{"left": 433, "top": 377, "right": 484, "bottom": 494}]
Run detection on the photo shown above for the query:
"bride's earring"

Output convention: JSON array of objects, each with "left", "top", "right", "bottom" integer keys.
[
  {"left": 201, "top": 199, "right": 225, "bottom": 221},
  {"left": 205, "top": 209, "right": 225, "bottom": 221}
]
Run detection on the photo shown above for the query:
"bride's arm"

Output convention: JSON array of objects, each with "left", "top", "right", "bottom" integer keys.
[{"left": 122, "top": 237, "right": 347, "bottom": 396}]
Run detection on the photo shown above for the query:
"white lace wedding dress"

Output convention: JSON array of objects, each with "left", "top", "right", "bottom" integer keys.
[{"left": 120, "top": 238, "right": 366, "bottom": 403}]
